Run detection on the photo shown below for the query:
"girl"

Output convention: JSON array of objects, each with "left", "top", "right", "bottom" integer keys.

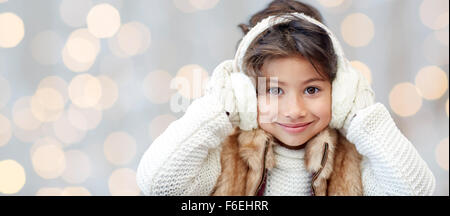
[{"left": 136, "top": 0, "right": 436, "bottom": 196}]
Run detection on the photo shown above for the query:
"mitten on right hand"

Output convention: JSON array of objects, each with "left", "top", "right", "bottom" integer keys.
[{"left": 204, "top": 60, "right": 258, "bottom": 131}]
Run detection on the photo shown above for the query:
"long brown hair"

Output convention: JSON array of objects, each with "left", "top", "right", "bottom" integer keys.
[{"left": 237, "top": 0, "right": 337, "bottom": 85}]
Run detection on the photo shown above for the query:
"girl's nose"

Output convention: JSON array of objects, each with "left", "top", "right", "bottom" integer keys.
[{"left": 283, "top": 94, "right": 307, "bottom": 120}]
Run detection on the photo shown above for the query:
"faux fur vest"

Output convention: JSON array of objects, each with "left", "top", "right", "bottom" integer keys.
[{"left": 210, "top": 127, "right": 363, "bottom": 196}]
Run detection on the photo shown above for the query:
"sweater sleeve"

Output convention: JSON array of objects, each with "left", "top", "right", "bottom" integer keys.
[
  {"left": 136, "top": 95, "right": 233, "bottom": 196},
  {"left": 346, "top": 103, "right": 436, "bottom": 196}
]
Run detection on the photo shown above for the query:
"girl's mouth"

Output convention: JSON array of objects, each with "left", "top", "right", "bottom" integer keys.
[{"left": 277, "top": 122, "right": 312, "bottom": 134}]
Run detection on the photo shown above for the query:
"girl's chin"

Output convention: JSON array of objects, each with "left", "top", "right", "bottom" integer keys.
[
  {"left": 283, "top": 141, "right": 305, "bottom": 147},
  {"left": 274, "top": 136, "right": 307, "bottom": 147}
]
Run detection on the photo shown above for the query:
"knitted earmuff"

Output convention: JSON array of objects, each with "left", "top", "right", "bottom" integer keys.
[{"left": 233, "top": 12, "right": 363, "bottom": 130}]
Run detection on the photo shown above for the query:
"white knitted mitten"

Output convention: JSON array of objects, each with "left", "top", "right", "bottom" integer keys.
[
  {"left": 204, "top": 60, "right": 258, "bottom": 131},
  {"left": 339, "top": 66, "right": 375, "bottom": 136}
]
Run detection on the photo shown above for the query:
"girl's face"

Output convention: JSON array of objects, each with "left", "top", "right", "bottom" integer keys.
[{"left": 257, "top": 56, "right": 332, "bottom": 148}]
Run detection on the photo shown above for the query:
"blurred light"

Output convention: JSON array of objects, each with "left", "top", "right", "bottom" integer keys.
[
  {"left": 108, "top": 168, "right": 140, "bottom": 196},
  {"left": 99, "top": 54, "right": 135, "bottom": 85},
  {"left": 107, "top": 34, "right": 128, "bottom": 58},
  {"left": 38, "top": 76, "right": 69, "bottom": 104},
  {"left": 31, "top": 88, "right": 65, "bottom": 122},
  {"left": 341, "top": 13, "right": 375, "bottom": 47},
  {"left": 0, "top": 76, "right": 11, "bottom": 109},
  {"left": 62, "top": 28, "right": 100, "bottom": 72},
  {"left": 65, "top": 28, "right": 100, "bottom": 63},
  {"left": 94, "top": 75, "right": 119, "bottom": 110},
  {"left": 66, "top": 38, "right": 97, "bottom": 63},
  {"left": 31, "top": 138, "right": 66, "bottom": 179},
  {"left": 14, "top": 123, "right": 54, "bottom": 144},
  {"left": 389, "top": 82, "right": 423, "bottom": 117},
  {"left": 0, "top": 160, "right": 26, "bottom": 194},
  {"left": 59, "top": 0, "right": 93, "bottom": 27},
  {"left": 87, "top": 3, "right": 121, "bottom": 38},
  {"left": 96, "top": 0, "right": 123, "bottom": 10},
  {"left": 13, "top": 127, "right": 40, "bottom": 143},
  {"left": 116, "top": 23, "right": 141, "bottom": 56},
  {"left": 174, "top": 64, "right": 209, "bottom": 99},
  {"left": 114, "top": 21, "right": 151, "bottom": 57},
  {"left": 318, "top": 0, "right": 344, "bottom": 8},
  {"left": 143, "top": 70, "right": 175, "bottom": 104},
  {"left": 62, "top": 150, "right": 91, "bottom": 184},
  {"left": 12, "top": 96, "right": 42, "bottom": 131},
  {"left": 104, "top": 131, "right": 136, "bottom": 165},
  {"left": 173, "top": 0, "right": 198, "bottom": 13},
  {"left": 33, "top": 88, "right": 65, "bottom": 111},
  {"left": 0, "top": 0, "right": 8, "bottom": 3},
  {"left": 53, "top": 111, "right": 86, "bottom": 145},
  {"left": 434, "top": 27, "right": 449, "bottom": 46},
  {"left": 420, "top": 0, "right": 449, "bottom": 30},
  {"left": 0, "top": 12, "right": 24, "bottom": 48},
  {"left": 436, "top": 137, "right": 449, "bottom": 171},
  {"left": 149, "top": 114, "right": 177, "bottom": 140},
  {"left": 36, "top": 187, "right": 63, "bottom": 196},
  {"left": 67, "top": 103, "right": 102, "bottom": 131},
  {"left": 415, "top": 66, "right": 448, "bottom": 100},
  {"left": 62, "top": 45, "right": 96, "bottom": 72},
  {"left": 31, "top": 30, "right": 63, "bottom": 65},
  {"left": 446, "top": 99, "right": 449, "bottom": 117},
  {"left": 350, "top": 60, "right": 372, "bottom": 85},
  {"left": 30, "top": 136, "right": 63, "bottom": 157},
  {"left": 189, "top": 0, "right": 220, "bottom": 10},
  {"left": 423, "top": 32, "right": 449, "bottom": 66},
  {"left": 69, "top": 74, "right": 102, "bottom": 108},
  {"left": 0, "top": 114, "right": 12, "bottom": 147},
  {"left": 129, "top": 21, "right": 151, "bottom": 54},
  {"left": 61, "top": 186, "right": 91, "bottom": 196}
]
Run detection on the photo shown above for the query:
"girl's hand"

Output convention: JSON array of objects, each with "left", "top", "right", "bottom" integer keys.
[
  {"left": 204, "top": 60, "right": 258, "bottom": 131},
  {"left": 328, "top": 56, "right": 375, "bottom": 136},
  {"left": 340, "top": 68, "right": 375, "bottom": 136}
]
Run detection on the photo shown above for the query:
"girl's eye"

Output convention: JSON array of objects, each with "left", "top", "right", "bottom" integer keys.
[
  {"left": 305, "top": 87, "right": 320, "bottom": 95},
  {"left": 268, "top": 87, "right": 283, "bottom": 95}
]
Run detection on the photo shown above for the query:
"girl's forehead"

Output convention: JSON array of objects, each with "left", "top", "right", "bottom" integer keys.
[{"left": 261, "top": 56, "right": 322, "bottom": 82}]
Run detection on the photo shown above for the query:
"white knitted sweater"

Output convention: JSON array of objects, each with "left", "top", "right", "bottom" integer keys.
[
  {"left": 264, "top": 145, "right": 312, "bottom": 195},
  {"left": 136, "top": 95, "right": 436, "bottom": 196}
]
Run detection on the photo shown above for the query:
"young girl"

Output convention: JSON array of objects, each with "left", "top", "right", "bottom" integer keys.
[{"left": 136, "top": 0, "right": 436, "bottom": 196}]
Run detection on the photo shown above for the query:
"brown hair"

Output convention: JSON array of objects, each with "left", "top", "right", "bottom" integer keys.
[{"left": 237, "top": 0, "right": 337, "bottom": 85}]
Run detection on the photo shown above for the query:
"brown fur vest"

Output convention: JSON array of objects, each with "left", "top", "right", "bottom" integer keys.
[{"left": 210, "top": 127, "right": 363, "bottom": 196}]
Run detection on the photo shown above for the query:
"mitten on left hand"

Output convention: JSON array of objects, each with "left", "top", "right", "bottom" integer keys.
[
  {"left": 341, "top": 67, "right": 375, "bottom": 136},
  {"left": 329, "top": 59, "right": 375, "bottom": 136}
]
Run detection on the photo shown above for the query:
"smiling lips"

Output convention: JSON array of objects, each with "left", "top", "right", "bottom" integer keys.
[{"left": 277, "top": 122, "right": 312, "bottom": 133}]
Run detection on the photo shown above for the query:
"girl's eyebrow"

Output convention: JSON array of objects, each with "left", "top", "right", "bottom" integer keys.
[
  {"left": 267, "top": 79, "right": 286, "bottom": 86},
  {"left": 267, "top": 77, "right": 326, "bottom": 86},
  {"left": 302, "top": 77, "right": 327, "bottom": 85}
]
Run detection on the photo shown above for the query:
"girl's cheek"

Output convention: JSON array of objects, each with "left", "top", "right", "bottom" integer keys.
[
  {"left": 257, "top": 96, "right": 279, "bottom": 124},
  {"left": 311, "top": 92, "right": 332, "bottom": 125}
]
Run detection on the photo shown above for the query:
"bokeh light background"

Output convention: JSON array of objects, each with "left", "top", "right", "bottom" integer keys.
[{"left": 0, "top": 0, "right": 448, "bottom": 196}]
